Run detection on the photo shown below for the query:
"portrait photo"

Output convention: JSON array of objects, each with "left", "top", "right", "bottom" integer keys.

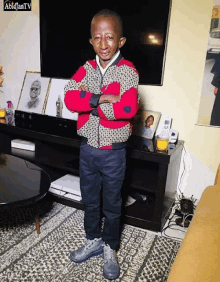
[
  {"left": 132, "top": 110, "right": 161, "bottom": 139},
  {"left": 17, "top": 71, "right": 51, "bottom": 114},
  {"left": 197, "top": 0, "right": 220, "bottom": 127}
]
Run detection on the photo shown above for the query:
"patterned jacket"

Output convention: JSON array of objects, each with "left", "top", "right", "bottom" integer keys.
[{"left": 64, "top": 54, "right": 139, "bottom": 150}]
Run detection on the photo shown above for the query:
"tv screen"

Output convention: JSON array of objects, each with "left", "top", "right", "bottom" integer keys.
[{"left": 39, "top": 1, "right": 171, "bottom": 85}]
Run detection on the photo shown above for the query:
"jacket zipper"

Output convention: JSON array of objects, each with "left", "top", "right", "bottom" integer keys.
[
  {"left": 98, "top": 72, "right": 103, "bottom": 148},
  {"left": 96, "top": 55, "right": 122, "bottom": 148},
  {"left": 98, "top": 69, "right": 108, "bottom": 148}
]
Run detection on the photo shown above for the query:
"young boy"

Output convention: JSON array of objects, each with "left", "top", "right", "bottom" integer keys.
[{"left": 64, "top": 9, "right": 139, "bottom": 280}]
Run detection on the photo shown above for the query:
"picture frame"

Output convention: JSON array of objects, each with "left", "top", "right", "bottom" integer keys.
[
  {"left": 17, "top": 71, "right": 51, "bottom": 114},
  {"left": 197, "top": 0, "right": 220, "bottom": 127},
  {"left": 132, "top": 110, "right": 161, "bottom": 139},
  {"left": 44, "top": 79, "right": 78, "bottom": 120}
]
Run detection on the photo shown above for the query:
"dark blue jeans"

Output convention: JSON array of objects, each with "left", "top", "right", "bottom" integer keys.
[{"left": 79, "top": 142, "right": 126, "bottom": 250}]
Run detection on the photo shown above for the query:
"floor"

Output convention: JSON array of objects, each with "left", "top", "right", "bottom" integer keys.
[
  {"left": 126, "top": 200, "right": 192, "bottom": 243},
  {"left": 160, "top": 210, "right": 189, "bottom": 243}
]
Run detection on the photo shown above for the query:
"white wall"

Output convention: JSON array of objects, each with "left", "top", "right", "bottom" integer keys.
[
  {"left": 0, "top": 2, "right": 40, "bottom": 104},
  {"left": 139, "top": 0, "right": 217, "bottom": 198},
  {"left": 0, "top": 0, "right": 218, "bottom": 200}
]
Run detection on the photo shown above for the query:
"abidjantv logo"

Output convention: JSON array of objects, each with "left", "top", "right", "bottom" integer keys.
[{"left": 4, "top": 0, "right": 31, "bottom": 11}]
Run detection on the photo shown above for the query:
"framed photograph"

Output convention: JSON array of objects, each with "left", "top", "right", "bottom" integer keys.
[
  {"left": 197, "top": 1, "right": 220, "bottom": 127},
  {"left": 44, "top": 79, "right": 78, "bottom": 120},
  {"left": 17, "top": 71, "right": 51, "bottom": 114},
  {"left": 132, "top": 110, "right": 161, "bottom": 139}
]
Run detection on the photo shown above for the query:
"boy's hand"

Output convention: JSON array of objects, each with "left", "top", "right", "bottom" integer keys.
[
  {"left": 99, "top": 95, "right": 120, "bottom": 104},
  {"left": 214, "top": 87, "right": 218, "bottom": 95},
  {"left": 79, "top": 84, "right": 89, "bottom": 92}
]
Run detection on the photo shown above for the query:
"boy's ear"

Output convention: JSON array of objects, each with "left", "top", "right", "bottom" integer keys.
[
  {"left": 89, "top": 39, "right": 93, "bottom": 45},
  {"left": 119, "top": 37, "right": 126, "bottom": 48}
]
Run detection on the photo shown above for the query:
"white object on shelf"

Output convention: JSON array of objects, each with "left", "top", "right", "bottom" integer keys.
[
  {"left": 49, "top": 187, "right": 66, "bottom": 196},
  {"left": 124, "top": 195, "right": 136, "bottom": 207},
  {"left": 155, "top": 114, "right": 172, "bottom": 137},
  {"left": 50, "top": 174, "right": 81, "bottom": 200},
  {"left": 64, "top": 193, "right": 82, "bottom": 201},
  {"left": 11, "top": 139, "right": 35, "bottom": 151},
  {"left": 169, "top": 129, "right": 179, "bottom": 143}
]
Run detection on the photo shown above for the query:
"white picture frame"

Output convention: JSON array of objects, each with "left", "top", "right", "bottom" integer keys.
[
  {"left": 17, "top": 71, "right": 51, "bottom": 114},
  {"left": 44, "top": 78, "right": 78, "bottom": 121}
]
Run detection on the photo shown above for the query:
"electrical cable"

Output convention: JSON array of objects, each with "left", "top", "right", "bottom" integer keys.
[
  {"left": 161, "top": 143, "right": 199, "bottom": 241},
  {"left": 182, "top": 213, "right": 194, "bottom": 228},
  {"left": 177, "top": 144, "right": 187, "bottom": 195},
  {"left": 161, "top": 212, "right": 187, "bottom": 242},
  {"left": 161, "top": 193, "right": 197, "bottom": 242}
]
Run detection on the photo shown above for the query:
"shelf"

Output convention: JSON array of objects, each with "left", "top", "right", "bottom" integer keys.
[
  {"left": 10, "top": 144, "right": 80, "bottom": 176},
  {"left": 65, "top": 158, "right": 80, "bottom": 172},
  {"left": 122, "top": 193, "right": 175, "bottom": 231},
  {"left": 126, "top": 158, "right": 159, "bottom": 192},
  {"left": 11, "top": 147, "right": 35, "bottom": 162},
  {"left": 123, "top": 200, "right": 155, "bottom": 222},
  {"left": 129, "top": 167, "right": 158, "bottom": 192},
  {"left": 0, "top": 120, "right": 184, "bottom": 232},
  {"left": 47, "top": 192, "right": 84, "bottom": 210}
]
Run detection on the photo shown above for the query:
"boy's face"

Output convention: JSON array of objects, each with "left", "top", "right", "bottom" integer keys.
[
  {"left": 90, "top": 15, "right": 126, "bottom": 68},
  {"left": 145, "top": 116, "right": 154, "bottom": 128}
]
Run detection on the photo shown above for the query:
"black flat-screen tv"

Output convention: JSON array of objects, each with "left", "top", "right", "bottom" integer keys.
[{"left": 39, "top": 1, "right": 171, "bottom": 85}]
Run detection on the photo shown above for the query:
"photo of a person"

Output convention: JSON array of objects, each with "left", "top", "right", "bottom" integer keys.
[
  {"left": 17, "top": 71, "right": 51, "bottom": 114},
  {"left": 26, "top": 80, "right": 41, "bottom": 109},
  {"left": 132, "top": 110, "right": 161, "bottom": 139},
  {"left": 197, "top": 1, "right": 220, "bottom": 127},
  {"left": 210, "top": 54, "right": 220, "bottom": 126},
  {"left": 142, "top": 115, "right": 154, "bottom": 138}
]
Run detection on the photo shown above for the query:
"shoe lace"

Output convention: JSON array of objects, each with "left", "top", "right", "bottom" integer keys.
[
  {"left": 104, "top": 244, "right": 115, "bottom": 262},
  {"left": 84, "top": 238, "right": 99, "bottom": 251}
]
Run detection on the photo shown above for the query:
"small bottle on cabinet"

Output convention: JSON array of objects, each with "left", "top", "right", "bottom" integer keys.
[
  {"left": 6, "top": 100, "right": 14, "bottom": 124},
  {"left": 56, "top": 95, "right": 63, "bottom": 118}
]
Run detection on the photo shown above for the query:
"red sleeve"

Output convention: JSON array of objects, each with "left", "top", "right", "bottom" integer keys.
[
  {"left": 64, "top": 66, "right": 94, "bottom": 113},
  {"left": 97, "top": 87, "right": 139, "bottom": 120},
  {"left": 64, "top": 89, "right": 94, "bottom": 113}
]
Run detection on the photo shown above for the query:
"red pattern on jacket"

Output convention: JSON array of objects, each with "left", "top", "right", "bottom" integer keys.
[{"left": 64, "top": 56, "right": 139, "bottom": 149}]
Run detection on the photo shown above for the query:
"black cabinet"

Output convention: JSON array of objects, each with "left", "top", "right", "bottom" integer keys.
[{"left": 0, "top": 115, "right": 183, "bottom": 232}]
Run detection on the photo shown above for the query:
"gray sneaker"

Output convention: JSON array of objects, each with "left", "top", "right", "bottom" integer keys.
[
  {"left": 103, "top": 244, "right": 120, "bottom": 280},
  {"left": 70, "top": 238, "right": 103, "bottom": 263}
]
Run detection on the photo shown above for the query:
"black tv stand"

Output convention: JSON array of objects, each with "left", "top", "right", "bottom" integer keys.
[{"left": 0, "top": 114, "right": 183, "bottom": 232}]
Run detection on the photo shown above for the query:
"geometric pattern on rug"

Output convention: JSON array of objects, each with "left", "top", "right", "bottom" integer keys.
[{"left": 0, "top": 199, "right": 180, "bottom": 282}]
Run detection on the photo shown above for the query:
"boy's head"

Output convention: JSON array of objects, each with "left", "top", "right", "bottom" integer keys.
[
  {"left": 90, "top": 9, "right": 126, "bottom": 68},
  {"left": 145, "top": 115, "right": 154, "bottom": 128}
]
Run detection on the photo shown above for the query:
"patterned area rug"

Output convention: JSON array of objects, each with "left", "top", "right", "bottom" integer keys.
[{"left": 0, "top": 198, "right": 180, "bottom": 282}]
